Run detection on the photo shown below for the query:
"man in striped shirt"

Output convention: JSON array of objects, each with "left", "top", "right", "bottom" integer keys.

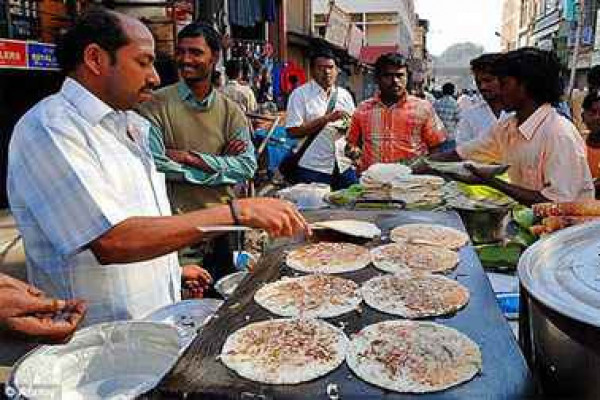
[{"left": 346, "top": 53, "right": 447, "bottom": 173}]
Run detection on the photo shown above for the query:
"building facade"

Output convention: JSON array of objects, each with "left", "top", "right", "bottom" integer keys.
[
  {"left": 500, "top": 0, "right": 521, "bottom": 50},
  {"left": 313, "top": 0, "right": 415, "bottom": 55},
  {"left": 501, "top": 0, "right": 600, "bottom": 89},
  {"left": 412, "top": 17, "right": 433, "bottom": 88}
]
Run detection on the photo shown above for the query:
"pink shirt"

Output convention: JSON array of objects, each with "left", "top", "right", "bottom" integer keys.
[{"left": 457, "top": 104, "right": 595, "bottom": 202}]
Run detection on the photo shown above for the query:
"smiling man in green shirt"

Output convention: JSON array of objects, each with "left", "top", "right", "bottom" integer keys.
[
  {"left": 137, "top": 22, "right": 256, "bottom": 280},
  {"left": 138, "top": 22, "right": 256, "bottom": 212}
]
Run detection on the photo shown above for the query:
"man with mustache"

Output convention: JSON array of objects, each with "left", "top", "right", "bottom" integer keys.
[
  {"left": 137, "top": 22, "right": 257, "bottom": 280},
  {"left": 7, "top": 9, "right": 309, "bottom": 326},
  {"left": 345, "top": 53, "right": 447, "bottom": 173}
]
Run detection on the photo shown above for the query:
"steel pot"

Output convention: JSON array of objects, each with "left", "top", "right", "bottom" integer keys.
[
  {"left": 518, "top": 221, "right": 600, "bottom": 399},
  {"left": 454, "top": 206, "right": 509, "bottom": 244}
]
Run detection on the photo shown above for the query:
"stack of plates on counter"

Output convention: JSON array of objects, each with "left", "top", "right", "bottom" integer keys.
[{"left": 360, "top": 164, "right": 445, "bottom": 207}]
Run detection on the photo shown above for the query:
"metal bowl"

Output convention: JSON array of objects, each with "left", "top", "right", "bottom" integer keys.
[
  {"left": 214, "top": 271, "right": 249, "bottom": 299},
  {"left": 6, "top": 321, "right": 180, "bottom": 400},
  {"left": 454, "top": 206, "right": 510, "bottom": 244}
]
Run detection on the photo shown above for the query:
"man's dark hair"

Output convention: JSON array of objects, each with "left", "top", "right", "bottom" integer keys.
[
  {"left": 177, "top": 22, "right": 222, "bottom": 54},
  {"left": 493, "top": 47, "right": 563, "bottom": 104},
  {"left": 374, "top": 53, "right": 407, "bottom": 77},
  {"left": 583, "top": 92, "right": 600, "bottom": 111},
  {"left": 56, "top": 7, "right": 130, "bottom": 74},
  {"left": 470, "top": 53, "right": 502, "bottom": 74},
  {"left": 310, "top": 48, "right": 337, "bottom": 67},
  {"left": 225, "top": 59, "right": 242, "bottom": 80},
  {"left": 442, "top": 82, "right": 455, "bottom": 96},
  {"left": 588, "top": 65, "right": 600, "bottom": 90}
]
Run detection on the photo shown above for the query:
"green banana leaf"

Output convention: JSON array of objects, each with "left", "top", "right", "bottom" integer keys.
[{"left": 476, "top": 243, "right": 523, "bottom": 271}]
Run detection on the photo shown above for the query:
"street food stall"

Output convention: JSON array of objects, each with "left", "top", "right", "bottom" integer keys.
[
  {"left": 14, "top": 162, "right": 600, "bottom": 398},
  {"left": 151, "top": 209, "right": 536, "bottom": 399}
]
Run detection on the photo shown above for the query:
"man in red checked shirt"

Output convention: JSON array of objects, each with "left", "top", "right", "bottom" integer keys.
[{"left": 345, "top": 53, "right": 447, "bottom": 173}]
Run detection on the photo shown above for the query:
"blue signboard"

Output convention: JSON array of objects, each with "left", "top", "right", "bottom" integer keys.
[{"left": 27, "top": 42, "right": 59, "bottom": 70}]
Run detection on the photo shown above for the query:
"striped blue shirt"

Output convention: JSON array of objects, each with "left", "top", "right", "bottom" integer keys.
[{"left": 8, "top": 78, "right": 181, "bottom": 326}]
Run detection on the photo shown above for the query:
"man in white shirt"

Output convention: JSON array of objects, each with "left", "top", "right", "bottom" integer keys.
[
  {"left": 285, "top": 49, "right": 357, "bottom": 189},
  {"left": 8, "top": 8, "right": 309, "bottom": 326},
  {"left": 456, "top": 53, "right": 507, "bottom": 144}
]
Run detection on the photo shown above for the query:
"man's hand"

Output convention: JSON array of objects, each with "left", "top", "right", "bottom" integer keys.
[
  {"left": 327, "top": 110, "right": 349, "bottom": 123},
  {"left": 181, "top": 265, "right": 212, "bottom": 299},
  {"left": 166, "top": 149, "right": 215, "bottom": 173},
  {"left": 235, "top": 198, "right": 311, "bottom": 238},
  {"left": 0, "top": 273, "right": 42, "bottom": 295},
  {"left": 0, "top": 282, "right": 86, "bottom": 344},
  {"left": 166, "top": 149, "right": 191, "bottom": 164},
  {"left": 222, "top": 139, "right": 247, "bottom": 156}
]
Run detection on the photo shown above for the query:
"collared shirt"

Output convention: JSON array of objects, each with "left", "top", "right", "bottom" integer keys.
[
  {"left": 177, "top": 79, "right": 216, "bottom": 109},
  {"left": 139, "top": 81, "right": 256, "bottom": 210},
  {"left": 8, "top": 78, "right": 181, "bottom": 326},
  {"left": 285, "top": 80, "right": 355, "bottom": 174},
  {"left": 347, "top": 93, "right": 447, "bottom": 172},
  {"left": 456, "top": 101, "right": 509, "bottom": 144},
  {"left": 434, "top": 95, "right": 460, "bottom": 139},
  {"left": 221, "top": 80, "right": 258, "bottom": 113},
  {"left": 457, "top": 104, "right": 595, "bottom": 202}
]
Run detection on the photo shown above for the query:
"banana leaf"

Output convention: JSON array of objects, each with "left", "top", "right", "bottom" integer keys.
[
  {"left": 476, "top": 243, "right": 523, "bottom": 271},
  {"left": 512, "top": 205, "right": 536, "bottom": 229}
]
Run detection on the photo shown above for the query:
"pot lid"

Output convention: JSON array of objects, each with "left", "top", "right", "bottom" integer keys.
[{"left": 518, "top": 221, "right": 600, "bottom": 328}]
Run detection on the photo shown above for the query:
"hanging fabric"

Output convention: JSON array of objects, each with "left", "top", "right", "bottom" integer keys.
[{"left": 264, "top": 0, "right": 276, "bottom": 23}]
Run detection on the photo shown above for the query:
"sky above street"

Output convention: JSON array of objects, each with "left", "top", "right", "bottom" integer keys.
[{"left": 414, "top": 0, "right": 504, "bottom": 56}]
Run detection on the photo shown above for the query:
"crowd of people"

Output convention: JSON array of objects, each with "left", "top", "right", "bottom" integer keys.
[
  {"left": 2, "top": 6, "right": 599, "bottom": 344},
  {"left": 280, "top": 44, "right": 596, "bottom": 207}
]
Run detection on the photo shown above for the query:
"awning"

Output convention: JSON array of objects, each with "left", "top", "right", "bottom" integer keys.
[{"left": 359, "top": 45, "right": 400, "bottom": 65}]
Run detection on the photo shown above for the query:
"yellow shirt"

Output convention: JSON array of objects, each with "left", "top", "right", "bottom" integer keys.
[{"left": 458, "top": 104, "right": 595, "bottom": 202}]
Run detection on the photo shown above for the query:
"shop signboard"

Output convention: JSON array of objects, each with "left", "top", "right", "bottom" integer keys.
[
  {"left": 325, "top": 3, "right": 350, "bottom": 48},
  {"left": 27, "top": 42, "right": 59, "bottom": 70},
  {"left": 0, "top": 39, "right": 27, "bottom": 69},
  {"left": 347, "top": 24, "right": 364, "bottom": 59}
]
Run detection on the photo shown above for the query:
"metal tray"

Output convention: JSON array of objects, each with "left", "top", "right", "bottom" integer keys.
[{"left": 6, "top": 321, "right": 180, "bottom": 400}]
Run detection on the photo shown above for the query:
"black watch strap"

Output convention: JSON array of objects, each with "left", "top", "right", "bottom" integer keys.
[{"left": 228, "top": 199, "right": 242, "bottom": 225}]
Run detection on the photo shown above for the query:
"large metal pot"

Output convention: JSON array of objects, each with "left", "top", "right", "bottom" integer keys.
[{"left": 518, "top": 221, "right": 600, "bottom": 399}]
